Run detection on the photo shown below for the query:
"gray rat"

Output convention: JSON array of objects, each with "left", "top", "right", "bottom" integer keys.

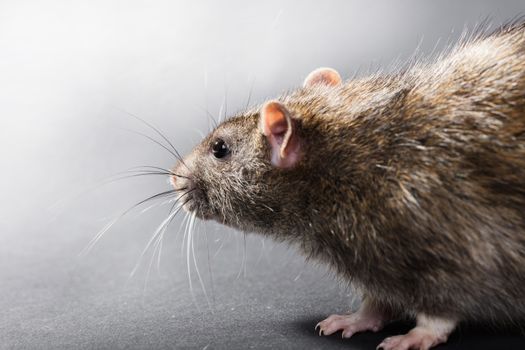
[{"left": 170, "top": 22, "right": 525, "bottom": 350}]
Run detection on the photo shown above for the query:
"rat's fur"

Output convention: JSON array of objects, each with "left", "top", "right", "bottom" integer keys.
[{"left": 173, "top": 22, "right": 525, "bottom": 332}]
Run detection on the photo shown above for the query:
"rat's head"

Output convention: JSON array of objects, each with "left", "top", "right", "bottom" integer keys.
[{"left": 171, "top": 68, "right": 343, "bottom": 235}]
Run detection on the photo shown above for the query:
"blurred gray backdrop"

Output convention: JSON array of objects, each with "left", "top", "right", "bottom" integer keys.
[{"left": 1, "top": 1, "right": 525, "bottom": 349}]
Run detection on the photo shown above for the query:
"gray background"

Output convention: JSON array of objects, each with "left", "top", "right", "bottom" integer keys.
[{"left": 1, "top": 1, "right": 525, "bottom": 349}]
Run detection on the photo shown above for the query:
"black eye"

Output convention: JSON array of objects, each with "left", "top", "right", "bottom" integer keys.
[{"left": 211, "top": 139, "right": 230, "bottom": 159}]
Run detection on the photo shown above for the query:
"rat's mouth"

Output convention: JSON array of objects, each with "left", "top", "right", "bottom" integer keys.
[
  {"left": 179, "top": 190, "right": 217, "bottom": 221},
  {"left": 171, "top": 174, "right": 219, "bottom": 221},
  {"left": 180, "top": 195, "right": 236, "bottom": 227},
  {"left": 182, "top": 198, "right": 197, "bottom": 213},
  {"left": 184, "top": 203, "right": 216, "bottom": 221}
]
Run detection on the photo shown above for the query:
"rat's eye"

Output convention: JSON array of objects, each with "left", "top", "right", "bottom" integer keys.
[{"left": 211, "top": 139, "right": 230, "bottom": 159}]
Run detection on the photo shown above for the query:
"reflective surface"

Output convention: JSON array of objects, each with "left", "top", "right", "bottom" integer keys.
[{"left": 1, "top": 1, "right": 525, "bottom": 348}]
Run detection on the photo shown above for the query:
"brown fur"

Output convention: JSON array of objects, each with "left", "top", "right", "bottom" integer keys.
[{"left": 173, "top": 22, "right": 525, "bottom": 327}]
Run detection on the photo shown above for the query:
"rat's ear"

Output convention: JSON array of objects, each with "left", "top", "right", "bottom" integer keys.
[
  {"left": 303, "top": 67, "right": 342, "bottom": 88},
  {"left": 259, "top": 100, "right": 301, "bottom": 169}
]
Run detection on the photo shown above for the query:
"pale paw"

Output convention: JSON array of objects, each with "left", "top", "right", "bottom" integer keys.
[
  {"left": 376, "top": 327, "right": 448, "bottom": 350},
  {"left": 315, "top": 312, "right": 385, "bottom": 339}
]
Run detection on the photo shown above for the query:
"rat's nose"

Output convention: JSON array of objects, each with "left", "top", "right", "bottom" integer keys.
[
  {"left": 170, "top": 173, "right": 180, "bottom": 190},
  {"left": 170, "top": 161, "right": 186, "bottom": 190},
  {"left": 170, "top": 158, "right": 195, "bottom": 193},
  {"left": 170, "top": 159, "right": 203, "bottom": 215}
]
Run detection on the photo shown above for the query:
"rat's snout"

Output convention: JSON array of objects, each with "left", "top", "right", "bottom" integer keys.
[
  {"left": 170, "top": 158, "right": 203, "bottom": 215},
  {"left": 170, "top": 160, "right": 192, "bottom": 194}
]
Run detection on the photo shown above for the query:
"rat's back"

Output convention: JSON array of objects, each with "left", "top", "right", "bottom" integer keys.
[{"left": 343, "top": 21, "right": 525, "bottom": 313}]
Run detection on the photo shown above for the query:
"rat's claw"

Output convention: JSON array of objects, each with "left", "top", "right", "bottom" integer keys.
[
  {"left": 315, "top": 322, "right": 324, "bottom": 336},
  {"left": 316, "top": 312, "right": 385, "bottom": 339}
]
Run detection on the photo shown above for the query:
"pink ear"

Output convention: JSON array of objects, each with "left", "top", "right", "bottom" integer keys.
[
  {"left": 259, "top": 101, "right": 301, "bottom": 169},
  {"left": 303, "top": 67, "right": 342, "bottom": 88}
]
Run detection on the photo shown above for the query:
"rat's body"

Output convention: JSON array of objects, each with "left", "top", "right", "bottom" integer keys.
[{"left": 172, "top": 23, "right": 525, "bottom": 350}]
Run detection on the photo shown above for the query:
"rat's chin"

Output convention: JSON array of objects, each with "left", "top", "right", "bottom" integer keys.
[
  {"left": 180, "top": 199, "right": 195, "bottom": 213},
  {"left": 182, "top": 201, "right": 217, "bottom": 221}
]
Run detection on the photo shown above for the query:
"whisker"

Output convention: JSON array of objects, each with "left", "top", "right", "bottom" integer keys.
[
  {"left": 119, "top": 128, "right": 184, "bottom": 163},
  {"left": 130, "top": 200, "right": 186, "bottom": 280},
  {"left": 255, "top": 237, "right": 267, "bottom": 265},
  {"left": 217, "top": 100, "right": 224, "bottom": 125},
  {"left": 204, "top": 225, "right": 216, "bottom": 305},
  {"left": 198, "top": 106, "right": 218, "bottom": 130},
  {"left": 245, "top": 77, "right": 256, "bottom": 111},
  {"left": 139, "top": 196, "right": 177, "bottom": 214},
  {"left": 191, "top": 215, "right": 212, "bottom": 310},
  {"left": 130, "top": 165, "right": 173, "bottom": 172},
  {"left": 223, "top": 85, "right": 228, "bottom": 122},
  {"left": 243, "top": 233, "right": 247, "bottom": 278},
  {"left": 193, "top": 128, "right": 206, "bottom": 140},
  {"left": 116, "top": 171, "right": 186, "bottom": 180},
  {"left": 155, "top": 199, "right": 180, "bottom": 273},
  {"left": 144, "top": 199, "right": 189, "bottom": 284},
  {"left": 236, "top": 232, "right": 247, "bottom": 280},
  {"left": 144, "top": 219, "right": 172, "bottom": 291},
  {"left": 126, "top": 165, "right": 189, "bottom": 179},
  {"left": 144, "top": 233, "right": 163, "bottom": 293},
  {"left": 119, "top": 170, "right": 173, "bottom": 175},
  {"left": 213, "top": 237, "right": 226, "bottom": 258},
  {"left": 154, "top": 229, "right": 164, "bottom": 274},
  {"left": 112, "top": 106, "right": 186, "bottom": 164},
  {"left": 186, "top": 212, "right": 200, "bottom": 311},
  {"left": 202, "top": 69, "right": 218, "bottom": 131},
  {"left": 79, "top": 189, "right": 178, "bottom": 256},
  {"left": 135, "top": 206, "right": 178, "bottom": 289},
  {"left": 50, "top": 166, "right": 187, "bottom": 215},
  {"left": 117, "top": 171, "right": 190, "bottom": 183},
  {"left": 180, "top": 210, "right": 192, "bottom": 255},
  {"left": 110, "top": 173, "right": 175, "bottom": 182}
]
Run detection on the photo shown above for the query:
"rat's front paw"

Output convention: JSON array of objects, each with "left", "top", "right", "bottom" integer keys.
[
  {"left": 376, "top": 314, "right": 456, "bottom": 350},
  {"left": 315, "top": 312, "right": 385, "bottom": 339},
  {"left": 376, "top": 327, "right": 448, "bottom": 350}
]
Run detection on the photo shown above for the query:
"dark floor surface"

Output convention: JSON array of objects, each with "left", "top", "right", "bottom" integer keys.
[{"left": 2, "top": 210, "right": 524, "bottom": 350}]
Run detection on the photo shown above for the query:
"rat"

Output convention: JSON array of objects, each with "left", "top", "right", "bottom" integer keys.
[{"left": 170, "top": 22, "right": 525, "bottom": 350}]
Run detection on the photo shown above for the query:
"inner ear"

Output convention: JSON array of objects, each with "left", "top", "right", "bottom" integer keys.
[
  {"left": 259, "top": 101, "right": 302, "bottom": 169},
  {"left": 303, "top": 67, "right": 342, "bottom": 88}
]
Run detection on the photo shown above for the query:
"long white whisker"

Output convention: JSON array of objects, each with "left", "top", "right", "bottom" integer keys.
[
  {"left": 154, "top": 200, "right": 180, "bottom": 273},
  {"left": 80, "top": 217, "right": 119, "bottom": 257},
  {"left": 191, "top": 217, "right": 211, "bottom": 310},
  {"left": 204, "top": 225, "right": 216, "bottom": 306},
  {"left": 255, "top": 236, "right": 266, "bottom": 265},
  {"left": 181, "top": 211, "right": 191, "bottom": 256},
  {"left": 129, "top": 203, "right": 184, "bottom": 278},
  {"left": 218, "top": 100, "right": 224, "bottom": 124},
  {"left": 213, "top": 237, "right": 225, "bottom": 258},
  {"left": 145, "top": 204, "right": 177, "bottom": 290},
  {"left": 79, "top": 190, "right": 177, "bottom": 256},
  {"left": 186, "top": 212, "right": 200, "bottom": 311},
  {"left": 139, "top": 197, "right": 174, "bottom": 214},
  {"left": 48, "top": 167, "right": 177, "bottom": 216},
  {"left": 235, "top": 233, "right": 247, "bottom": 280},
  {"left": 143, "top": 233, "right": 163, "bottom": 294},
  {"left": 193, "top": 128, "right": 206, "bottom": 139},
  {"left": 156, "top": 227, "right": 165, "bottom": 273},
  {"left": 243, "top": 233, "right": 247, "bottom": 278}
]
